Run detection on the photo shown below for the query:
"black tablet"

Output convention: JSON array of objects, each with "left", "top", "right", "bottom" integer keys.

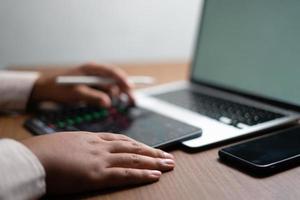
[{"left": 24, "top": 106, "right": 202, "bottom": 148}]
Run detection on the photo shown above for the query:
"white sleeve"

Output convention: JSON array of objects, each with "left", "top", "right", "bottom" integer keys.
[
  {"left": 0, "top": 139, "right": 46, "bottom": 200},
  {"left": 0, "top": 70, "right": 39, "bottom": 111}
]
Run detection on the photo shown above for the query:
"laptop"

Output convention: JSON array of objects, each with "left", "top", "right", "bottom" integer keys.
[{"left": 134, "top": 0, "right": 300, "bottom": 148}]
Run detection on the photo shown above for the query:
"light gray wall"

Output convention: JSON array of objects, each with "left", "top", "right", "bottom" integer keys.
[{"left": 0, "top": 0, "right": 201, "bottom": 68}]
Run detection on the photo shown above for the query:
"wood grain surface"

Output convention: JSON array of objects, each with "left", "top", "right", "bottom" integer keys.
[{"left": 1, "top": 62, "right": 300, "bottom": 200}]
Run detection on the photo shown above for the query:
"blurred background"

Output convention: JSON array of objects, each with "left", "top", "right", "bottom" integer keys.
[{"left": 0, "top": 0, "right": 201, "bottom": 68}]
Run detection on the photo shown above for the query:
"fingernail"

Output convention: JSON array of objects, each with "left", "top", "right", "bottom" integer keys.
[
  {"left": 149, "top": 170, "right": 162, "bottom": 178},
  {"left": 163, "top": 152, "right": 174, "bottom": 159},
  {"left": 161, "top": 159, "right": 175, "bottom": 167}
]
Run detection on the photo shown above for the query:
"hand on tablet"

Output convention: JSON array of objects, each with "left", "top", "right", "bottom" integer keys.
[
  {"left": 30, "top": 62, "right": 135, "bottom": 107},
  {"left": 21, "top": 132, "right": 175, "bottom": 195}
]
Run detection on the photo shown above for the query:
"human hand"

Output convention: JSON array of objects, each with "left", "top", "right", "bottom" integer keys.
[
  {"left": 30, "top": 63, "right": 134, "bottom": 107},
  {"left": 21, "top": 132, "right": 175, "bottom": 195}
]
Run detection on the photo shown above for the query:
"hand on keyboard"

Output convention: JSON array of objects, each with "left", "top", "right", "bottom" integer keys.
[{"left": 29, "top": 62, "right": 135, "bottom": 108}]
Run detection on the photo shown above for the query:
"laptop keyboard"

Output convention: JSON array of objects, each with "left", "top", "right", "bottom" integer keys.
[{"left": 154, "top": 89, "right": 284, "bottom": 128}]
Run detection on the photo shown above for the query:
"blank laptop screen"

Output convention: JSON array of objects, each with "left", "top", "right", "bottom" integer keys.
[{"left": 192, "top": 0, "right": 300, "bottom": 107}]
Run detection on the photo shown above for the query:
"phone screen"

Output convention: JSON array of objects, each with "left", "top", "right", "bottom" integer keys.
[{"left": 221, "top": 126, "right": 300, "bottom": 166}]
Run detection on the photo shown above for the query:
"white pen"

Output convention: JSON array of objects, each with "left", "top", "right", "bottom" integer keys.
[{"left": 56, "top": 75, "right": 156, "bottom": 86}]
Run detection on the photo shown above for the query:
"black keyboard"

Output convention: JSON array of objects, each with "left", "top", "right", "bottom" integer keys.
[
  {"left": 25, "top": 105, "right": 130, "bottom": 134},
  {"left": 154, "top": 89, "right": 284, "bottom": 128},
  {"left": 24, "top": 105, "right": 202, "bottom": 148}
]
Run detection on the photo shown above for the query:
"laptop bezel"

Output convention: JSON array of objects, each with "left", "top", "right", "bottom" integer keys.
[{"left": 189, "top": 0, "right": 300, "bottom": 113}]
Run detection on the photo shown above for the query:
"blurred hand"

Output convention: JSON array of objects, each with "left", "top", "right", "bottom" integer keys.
[
  {"left": 21, "top": 132, "right": 175, "bottom": 195},
  {"left": 30, "top": 63, "right": 134, "bottom": 107}
]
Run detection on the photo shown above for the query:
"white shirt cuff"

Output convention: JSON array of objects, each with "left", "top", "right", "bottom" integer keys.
[
  {"left": 0, "top": 139, "right": 46, "bottom": 200},
  {"left": 0, "top": 71, "right": 40, "bottom": 111}
]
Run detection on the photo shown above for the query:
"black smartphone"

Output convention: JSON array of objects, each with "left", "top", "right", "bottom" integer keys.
[{"left": 219, "top": 125, "right": 300, "bottom": 176}]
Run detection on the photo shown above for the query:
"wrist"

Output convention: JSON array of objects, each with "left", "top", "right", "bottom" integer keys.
[
  {"left": 29, "top": 74, "right": 51, "bottom": 104},
  {"left": 21, "top": 138, "right": 49, "bottom": 173}
]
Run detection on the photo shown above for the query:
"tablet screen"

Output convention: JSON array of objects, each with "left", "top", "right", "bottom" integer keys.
[{"left": 25, "top": 106, "right": 202, "bottom": 148}]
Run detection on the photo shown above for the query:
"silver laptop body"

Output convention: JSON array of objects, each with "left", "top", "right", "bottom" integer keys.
[{"left": 134, "top": 0, "right": 300, "bottom": 148}]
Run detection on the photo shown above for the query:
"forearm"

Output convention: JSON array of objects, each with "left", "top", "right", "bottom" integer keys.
[
  {"left": 0, "top": 139, "right": 46, "bottom": 200},
  {"left": 0, "top": 70, "right": 39, "bottom": 111}
]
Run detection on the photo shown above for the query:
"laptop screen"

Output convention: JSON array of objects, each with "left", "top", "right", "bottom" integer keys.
[{"left": 192, "top": 0, "right": 300, "bottom": 107}]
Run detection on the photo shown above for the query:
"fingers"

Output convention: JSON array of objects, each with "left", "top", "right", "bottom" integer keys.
[
  {"left": 81, "top": 63, "right": 135, "bottom": 104},
  {"left": 81, "top": 63, "right": 132, "bottom": 89},
  {"left": 98, "top": 133, "right": 135, "bottom": 142},
  {"left": 75, "top": 84, "right": 130, "bottom": 107},
  {"left": 93, "top": 84, "right": 123, "bottom": 106},
  {"left": 75, "top": 85, "right": 111, "bottom": 107},
  {"left": 108, "top": 153, "right": 175, "bottom": 172},
  {"left": 104, "top": 168, "right": 162, "bottom": 188},
  {"left": 90, "top": 84, "right": 120, "bottom": 98},
  {"left": 102, "top": 85, "right": 121, "bottom": 98},
  {"left": 98, "top": 133, "right": 174, "bottom": 159},
  {"left": 108, "top": 140, "right": 174, "bottom": 159}
]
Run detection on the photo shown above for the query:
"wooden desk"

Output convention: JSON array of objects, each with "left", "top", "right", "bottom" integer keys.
[{"left": 1, "top": 62, "right": 300, "bottom": 200}]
